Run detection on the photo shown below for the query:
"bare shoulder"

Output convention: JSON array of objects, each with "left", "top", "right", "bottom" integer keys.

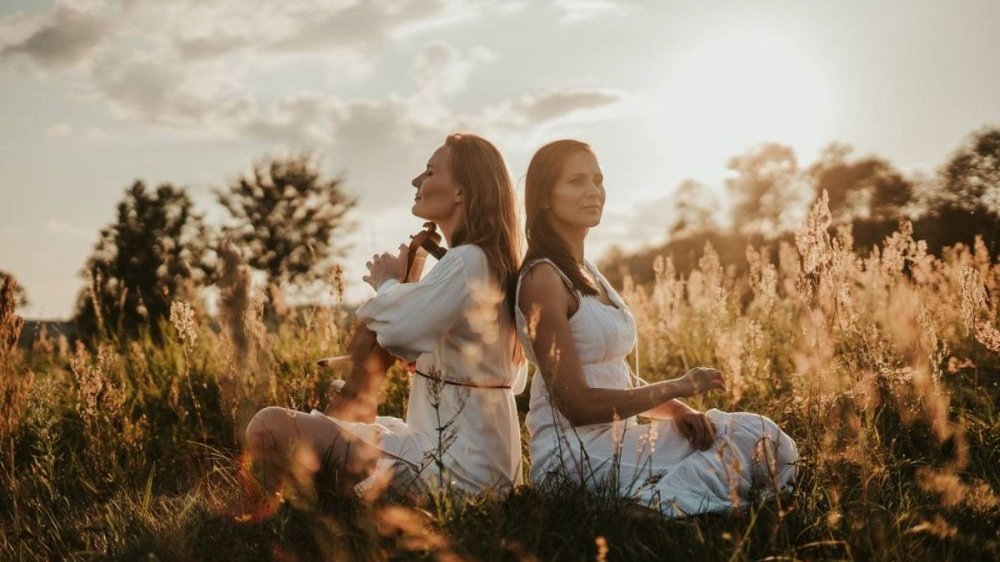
[{"left": 518, "top": 261, "right": 573, "bottom": 318}]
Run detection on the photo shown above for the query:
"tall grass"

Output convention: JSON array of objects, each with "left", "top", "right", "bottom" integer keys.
[{"left": 2, "top": 195, "right": 998, "bottom": 561}]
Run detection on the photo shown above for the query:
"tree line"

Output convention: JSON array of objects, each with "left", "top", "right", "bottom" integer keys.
[
  {"left": 3, "top": 126, "right": 997, "bottom": 340},
  {"left": 73, "top": 154, "right": 356, "bottom": 341},
  {"left": 602, "top": 126, "right": 1000, "bottom": 287}
]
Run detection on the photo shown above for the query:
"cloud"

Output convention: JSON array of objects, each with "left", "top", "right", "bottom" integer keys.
[
  {"left": 44, "top": 123, "right": 72, "bottom": 137},
  {"left": 2, "top": 1, "right": 629, "bottom": 208},
  {"left": 553, "top": 0, "right": 628, "bottom": 23},
  {"left": 88, "top": 52, "right": 218, "bottom": 125},
  {"left": 84, "top": 126, "right": 114, "bottom": 140},
  {"left": 237, "top": 94, "right": 343, "bottom": 146},
  {"left": 173, "top": 33, "right": 254, "bottom": 61},
  {"left": 1, "top": 2, "right": 116, "bottom": 67},
  {"left": 472, "top": 88, "right": 629, "bottom": 145},
  {"left": 412, "top": 41, "right": 494, "bottom": 99},
  {"left": 508, "top": 89, "right": 625, "bottom": 123},
  {"left": 271, "top": 0, "right": 457, "bottom": 52}
]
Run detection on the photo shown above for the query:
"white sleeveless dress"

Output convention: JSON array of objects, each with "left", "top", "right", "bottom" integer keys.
[
  {"left": 309, "top": 245, "right": 526, "bottom": 495},
  {"left": 516, "top": 258, "right": 798, "bottom": 516}
]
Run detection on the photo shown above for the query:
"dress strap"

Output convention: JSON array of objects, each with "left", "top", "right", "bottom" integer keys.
[{"left": 520, "top": 258, "right": 578, "bottom": 294}]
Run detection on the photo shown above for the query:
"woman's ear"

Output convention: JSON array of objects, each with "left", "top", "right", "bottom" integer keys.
[{"left": 453, "top": 187, "right": 463, "bottom": 203}]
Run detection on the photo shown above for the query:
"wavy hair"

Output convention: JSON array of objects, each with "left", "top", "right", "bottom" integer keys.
[{"left": 445, "top": 133, "right": 523, "bottom": 311}]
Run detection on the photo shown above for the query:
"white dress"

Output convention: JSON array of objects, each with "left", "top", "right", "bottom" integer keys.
[
  {"left": 516, "top": 258, "right": 798, "bottom": 516},
  {"left": 310, "top": 245, "right": 526, "bottom": 495}
]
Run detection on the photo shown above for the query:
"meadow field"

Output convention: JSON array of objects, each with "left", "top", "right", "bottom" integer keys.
[{"left": 2, "top": 197, "right": 999, "bottom": 561}]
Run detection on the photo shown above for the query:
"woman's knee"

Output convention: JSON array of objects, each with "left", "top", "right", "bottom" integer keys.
[{"left": 246, "top": 407, "right": 296, "bottom": 455}]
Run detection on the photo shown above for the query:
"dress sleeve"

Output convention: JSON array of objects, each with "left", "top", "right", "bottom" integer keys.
[{"left": 355, "top": 251, "right": 471, "bottom": 362}]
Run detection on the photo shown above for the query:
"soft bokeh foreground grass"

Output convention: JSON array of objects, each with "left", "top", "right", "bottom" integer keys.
[{"left": 2, "top": 197, "right": 999, "bottom": 561}]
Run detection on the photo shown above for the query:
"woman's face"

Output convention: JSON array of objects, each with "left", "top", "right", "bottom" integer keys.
[
  {"left": 546, "top": 149, "right": 605, "bottom": 230},
  {"left": 411, "top": 144, "right": 462, "bottom": 222}
]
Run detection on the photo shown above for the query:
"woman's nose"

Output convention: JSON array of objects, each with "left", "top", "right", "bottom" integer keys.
[{"left": 411, "top": 173, "right": 424, "bottom": 188}]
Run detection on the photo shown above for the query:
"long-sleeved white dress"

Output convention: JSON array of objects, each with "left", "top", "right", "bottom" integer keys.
[
  {"left": 516, "top": 258, "right": 798, "bottom": 516},
  {"left": 310, "top": 244, "right": 526, "bottom": 495}
]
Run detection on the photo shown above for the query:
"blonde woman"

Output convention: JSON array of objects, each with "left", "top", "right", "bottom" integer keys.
[
  {"left": 246, "top": 133, "right": 525, "bottom": 497},
  {"left": 515, "top": 139, "right": 797, "bottom": 516}
]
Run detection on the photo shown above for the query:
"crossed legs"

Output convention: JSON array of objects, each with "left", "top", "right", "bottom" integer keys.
[
  {"left": 323, "top": 324, "right": 396, "bottom": 423},
  {"left": 244, "top": 324, "right": 396, "bottom": 494},
  {"left": 244, "top": 406, "right": 383, "bottom": 494}
]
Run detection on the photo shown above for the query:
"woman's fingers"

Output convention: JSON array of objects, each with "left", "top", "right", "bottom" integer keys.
[
  {"left": 699, "top": 368, "right": 725, "bottom": 392},
  {"left": 364, "top": 247, "right": 407, "bottom": 287}
]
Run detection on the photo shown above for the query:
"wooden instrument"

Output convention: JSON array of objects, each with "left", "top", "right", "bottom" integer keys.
[{"left": 317, "top": 222, "right": 446, "bottom": 368}]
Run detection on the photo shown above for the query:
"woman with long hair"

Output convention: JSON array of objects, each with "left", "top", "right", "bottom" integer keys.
[
  {"left": 246, "top": 133, "right": 525, "bottom": 498},
  {"left": 515, "top": 139, "right": 797, "bottom": 516}
]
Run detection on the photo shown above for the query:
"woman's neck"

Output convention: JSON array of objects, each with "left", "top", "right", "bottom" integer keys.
[
  {"left": 437, "top": 213, "right": 462, "bottom": 248},
  {"left": 550, "top": 221, "right": 587, "bottom": 263}
]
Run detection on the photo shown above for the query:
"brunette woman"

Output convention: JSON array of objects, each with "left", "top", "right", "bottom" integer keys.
[{"left": 515, "top": 139, "right": 797, "bottom": 516}]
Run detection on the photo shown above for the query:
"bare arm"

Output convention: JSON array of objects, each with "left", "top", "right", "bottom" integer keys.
[
  {"left": 518, "top": 263, "right": 724, "bottom": 427},
  {"left": 644, "top": 398, "right": 697, "bottom": 420},
  {"left": 642, "top": 395, "right": 717, "bottom": 450}
]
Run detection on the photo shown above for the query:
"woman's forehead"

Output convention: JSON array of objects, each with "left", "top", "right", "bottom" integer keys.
[
  {"left": 560, "top": 150, "right": 600, "bottom": 174},
  {"left": 427, "top": 144, "right": 451, "bottom": 167}
]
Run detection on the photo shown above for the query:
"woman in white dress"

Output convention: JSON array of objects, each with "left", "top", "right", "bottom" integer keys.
[
  {"left": 515, "top": 139, "right": 798, "bottom": 516},
  {"left": 245, "top": 133, "right": 525, "bottom": 498}
]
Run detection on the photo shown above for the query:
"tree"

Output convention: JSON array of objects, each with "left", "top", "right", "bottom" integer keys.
[
  {"left": 217, "top": 154, "right": 356, "bottom": 305},
  {"left": 809, "top": 143, "right": 914, "bottom": 225},
  {"left": 668, "top": 179, "right": 719, "bottom": 240},
  {"left": 1, "top": 273, "right": 25, "bottom": 357},
  {"left": 939, "top": 126, "right": 1000, "bottom": 215},
  {"left": 74, "top": 181, "right": 213, "bottom": 340},
  {"left": 726, "top": 143, "right": 806, "bottom": 239},
  {"left": 0, "top": 270, "right": 28, "bottom": 309},
  {"left": 916, "top": 127, "right": 1000, "bottom": 257}
]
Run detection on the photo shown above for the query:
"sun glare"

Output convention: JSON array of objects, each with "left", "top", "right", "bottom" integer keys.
[{"left": 658, "top": 27, "right": 839, "bottom": 168}]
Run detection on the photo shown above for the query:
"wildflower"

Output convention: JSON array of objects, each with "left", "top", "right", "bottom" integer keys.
[
  {"left": 217, "top": 241, "right": 253, "bottom": 358},
  {"left": 795, "top": 190, "right": 833, "bottom": 277},
  {"left": 465, "top": 279, "right": 502, "bottom": 344},
  {"left": 170, "top": 300, "right": 198, "bottom": 350}
]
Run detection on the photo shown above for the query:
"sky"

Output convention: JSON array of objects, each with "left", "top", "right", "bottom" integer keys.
[{"left": 1, "top": 0, "right": 999, "bottom": 319}]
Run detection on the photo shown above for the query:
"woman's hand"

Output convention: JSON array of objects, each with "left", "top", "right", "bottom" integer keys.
[
  {"left": 363, "top": 244, "right": 408, "bottom": 291},
  {"left": 676, "top": 366, "right": 725, "bottom": 397},
  {"left": 675, "top": 410, "right": 717, "bottom": 451}
]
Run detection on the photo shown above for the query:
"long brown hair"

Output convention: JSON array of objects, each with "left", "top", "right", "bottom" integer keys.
[
  {"left": 445, "top": 133, "right": 523, "bottom": 311},
  {"left": 522, "top": 139, "right": 600, "bottom": 296}
]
